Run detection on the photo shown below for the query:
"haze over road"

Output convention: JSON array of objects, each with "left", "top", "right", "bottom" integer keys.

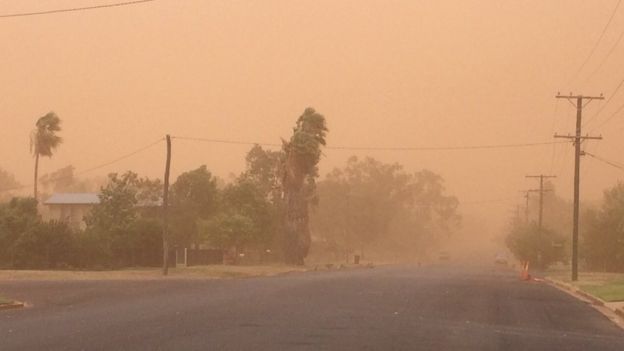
[{"left": 1, "top": 263, "right": 623, "bottom": 350}]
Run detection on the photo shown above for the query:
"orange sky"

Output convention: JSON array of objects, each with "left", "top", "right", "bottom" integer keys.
[{"left": 2, "top": 0, "right": 624, "bottom": 232}]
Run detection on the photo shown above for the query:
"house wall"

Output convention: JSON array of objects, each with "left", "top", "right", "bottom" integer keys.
[{"left": 47, "top": 204, "right": 93, "bottom": 230}]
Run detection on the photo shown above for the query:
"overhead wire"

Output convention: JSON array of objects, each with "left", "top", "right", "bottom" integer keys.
[
  {"left": 590, "top": 98, "right": 624, "bottom": 131},
  {"left": 0, "top": 0, "right": 156, "bottom": 18},
  {"left": 583, "top": 23, "right": 624, "bottom": 86},
  {"left": 0, "top": 137, "right": 164, "bottom": 193},
  {"left": 583, "top": 76, "right": 624, "bottom": 128},
  {"left": 567, "top": 0, "right": 622, "bottom": 85},
  {"left": 173, "top": 135, "right": 567, "bottom": 151},
  {"left": 549, "top": 100, "right": 561, "bottom": 175},
  {"left": 585, "top": 151, "right": 624, "bottom": 171}
]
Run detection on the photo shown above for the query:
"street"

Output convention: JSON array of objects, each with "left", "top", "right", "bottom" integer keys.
[{"left": 1, "top": 263, "right": 623, "bottom": 350}]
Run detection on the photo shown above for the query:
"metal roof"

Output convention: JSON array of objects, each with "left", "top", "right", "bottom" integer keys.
[{"left": 44, "top": 193, "right": 100, "bottom": 205}]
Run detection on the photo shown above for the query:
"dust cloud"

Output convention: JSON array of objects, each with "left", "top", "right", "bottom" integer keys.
[{"left": 2, "top": 1, "right": 623, "bottom": 263}]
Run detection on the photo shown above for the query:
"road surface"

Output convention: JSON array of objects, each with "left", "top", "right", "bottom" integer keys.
[{"left": 1, "top": 263, "right": 623, "bottom": 350}]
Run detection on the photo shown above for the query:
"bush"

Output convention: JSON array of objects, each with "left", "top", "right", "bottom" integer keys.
[
  {"left": 11, "top": 220, "right": 76, "bottom": 269},
  {"left": 505, "top": 222, "right": 566, "bottom": 269}
]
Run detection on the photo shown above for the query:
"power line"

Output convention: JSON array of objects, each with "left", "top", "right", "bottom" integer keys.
[
  {"left": 0, "top": 137, "right": 164, "bottom": 193},
  {"left": 585, "top": 151, "right": 624, "bottom": 171},
  {"left": 549, "top": 100, "right": 561, "bottom": 174},
  {"left": 75, "top": 137, "right": 164, "bottom": 175},
  {"left": 584, "top": 78, "right": 624, "bottom": 128},
  {"left": 172, "top": 136, "right": 282, "bottom": 148},
  {"left": 568, "top": 0, "right": 622, "bottom": 84},
  {"left": 172, "top": 135, "right": 566, "bottom": 151},
  {"left": 326, "top": 141, "right": 567, "bottom": 151},
  {"left": 591, "top": 98, "right": 624, "bottom": 131},
  {"left": 0, "top": 0, "right": 156, "bottom": 18},
  {"left": 460, "top": 197, "right": 514, "bottom": 206},
  {"left": 583, "top": 23, "right": 624, "bottom": 85}
]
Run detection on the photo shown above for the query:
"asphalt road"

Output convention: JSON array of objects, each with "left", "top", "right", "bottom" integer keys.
[{"left": 1, "top": 263, "right": 624, "bottom": 350}]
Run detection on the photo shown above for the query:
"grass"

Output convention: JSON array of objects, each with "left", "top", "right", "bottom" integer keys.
[
  {"left": 0, "top": 296, "right": 12, "bottom": 305},
  {"left": 546, "top": 267, "right": 624, "bottom": 302},
  {"left": 579, "top": 281, "right": 624, "bottom": 302},
  {"left": 0, "top": 264, "right": 309, "bottom": 281}
]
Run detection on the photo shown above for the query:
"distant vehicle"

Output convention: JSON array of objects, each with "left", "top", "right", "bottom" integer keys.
[
  {"left": 494, "top": 253, "right": 508, "bottom": 265},
  {"left": 438, "top": 251, "right": 451, "bottom": 261}
]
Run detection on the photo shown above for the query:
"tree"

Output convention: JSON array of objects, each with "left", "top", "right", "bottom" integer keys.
[
  {"left": 0, "top": 168, "right": 21, "bottom": 202},
  {"left": 30, "top": 112, "right": 62, "bottom": 202},
  {"left": 241, "top": 144, "right": 283, "bottom": 202},
  {"left": 280, "top": 108, "right": 328, "bottom": 264},
  {"left": 39, "top": 165, "right": 92, "bottom": 197},
  {"left": 85, "top": 172, "right": 162, "bottom": 267},
  {"left": 200, "top": 213, "right": 255, "bottom": 251},
  {"left": 12, "top": 220, "right": 75, "bottom": 269},
  {"left": 505, "top": 220, "right": 566, "bottom": 269},
  {"left": 582, "top": 182, "right": 624, "bottom": 272},
  {"left": 311, "top": 156, "right": 460, "bottom": 261},
  {"left": 0, "top": 197, "right": 39, "bottom": 267},
  {"left": 170, "top": 165, "right": 218, "bottom": 248}
]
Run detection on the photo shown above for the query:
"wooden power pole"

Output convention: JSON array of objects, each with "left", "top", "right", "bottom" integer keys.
[
  {"left": 554, "top": 93, "right": 603, "bottom": 281},
  {"left": 526, "top": 175, "right": 555, "bottom": 268},
  {"left": 525, "top": 175, "right": 556, "bottom": 230},
  {"left": 162, "top": 135, "right": 172, "bottom": 276},
  {"left": 520, "top": 189, "right": 540, "bottom": 223}
]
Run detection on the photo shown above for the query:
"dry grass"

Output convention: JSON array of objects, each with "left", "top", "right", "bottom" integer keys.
[
  {"left": 0, "top": 296, "right": 11, "bottom": 305},
  {"left": 0, "top": 264, "right": 310, "bottom": 281}
]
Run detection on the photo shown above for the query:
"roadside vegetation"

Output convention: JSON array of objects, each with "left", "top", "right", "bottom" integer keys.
[
  {"left": 581, "top": 282, "right": 624, "bottom": 302},
  {"left": 0, "top": 295, "right": 11, "bottom": 305},
  {"left": 505, "top": 181, "right": 624, "bottom": 273},
  {"left": 0, "top": 109, "right": 465, "bottom": 271}
]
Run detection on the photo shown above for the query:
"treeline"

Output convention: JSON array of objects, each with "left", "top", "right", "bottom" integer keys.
[
  {"left": 0, "top": 153, "right": 462, "bottom": 269},
  {"left": 311, "top": 156, "right": 461, "bottom": 261},
  {"left": 1, "top": 107, "right": 464, "bottom": 269},
  {"left": 505, "top": 181, "right": 624, "bottom": 272},
  {"left": 0, "top": 147, "right": 282, "bottom": 269}
]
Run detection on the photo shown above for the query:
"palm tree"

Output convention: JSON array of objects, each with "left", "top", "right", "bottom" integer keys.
[
  {"left": 30, "top": 112, "right": 62, "bottom": 202},
  {"left": 281, "top": 107, "right": 328, "bottom": 265}
]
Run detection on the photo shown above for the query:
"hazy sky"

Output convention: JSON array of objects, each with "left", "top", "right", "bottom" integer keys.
[{"left": 2, "top": 0, "right": 624, "bottom": 231}]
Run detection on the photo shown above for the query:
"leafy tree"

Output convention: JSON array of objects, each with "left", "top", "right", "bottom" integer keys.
[
  {"left": 170, "top": 165, "right": 218, "bottom": 248},
  {"left": 200, "top": 179, "right": 276, "bottom": 252},
  {"left": 12, "top": 220, "right": 75, "bottom": 269},
  {"left": 582, "top": 182, "right": 624, "bottom": 272},
  {"left": 0, "top": 168, "right": 21, "bottom": 202},
  {"left": 0, "top": 197, "right": 39, "bottom": 267},
  {"left": 39, "top": 165, "right": 92, "bottom": 197},
  {"left": 85, "top": 172, "right": 162, "bottom": 267},
  {"left": 241, "top": 144, "right": 283, "bottom": 202},
  {"left": 30, "top": 112, "right": 62, "bottom": 202},
  {"left": 505, "top": 220, "right": 566, "bottom": 269},
  {"left": 200, "top": 213, "right": 255, "bottom": 250},
  {"left": 280, "top": 108, "right": 328, "bottom": 264},
  {"left": 312, "top": 157, "right": 460, "bottom": 260}
]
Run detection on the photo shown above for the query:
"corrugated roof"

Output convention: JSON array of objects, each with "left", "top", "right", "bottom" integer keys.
[{"left": 44, "top": 193, "right": 100, "bottom": 205}]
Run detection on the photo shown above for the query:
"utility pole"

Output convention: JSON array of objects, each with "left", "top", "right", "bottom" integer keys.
[
  {"left": 554, "top": 93, "right": 603, "bottom": 281},
  {"left": 162, "top": 135, "right": 172, "bottom": 276},
  {"left": 525, "top": 175, "right": 556, "bottom": 230},
  {"left": 526, "top": 175, "right": 555, "bottom": 269},
  {"left": 520, "top": 189, "right": 540, "bottom": 223}
]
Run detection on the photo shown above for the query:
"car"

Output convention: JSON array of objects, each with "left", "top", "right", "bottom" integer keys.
[
  {"left": 438, "top": 251, "right": 451, "bottom": 261},
  {"left": 495, "top": 253, "right": 508, "bottom": 265}
]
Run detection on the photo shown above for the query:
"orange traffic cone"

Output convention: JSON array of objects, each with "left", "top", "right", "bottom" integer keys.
[{"left": 520, "top": 261, "right": 531, "bottom": 281}]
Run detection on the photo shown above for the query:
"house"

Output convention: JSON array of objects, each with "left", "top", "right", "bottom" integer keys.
[{"left": 44, "top": 193, "right": 100, "bottom": 230}]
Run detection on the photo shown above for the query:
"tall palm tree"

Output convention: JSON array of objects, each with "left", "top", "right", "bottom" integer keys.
[
  {"left": 30, "top": 112, "right": 62, "bottom": 202},
  {"left": 281, "top": 107, "right": 327, "bottom": 265}
]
